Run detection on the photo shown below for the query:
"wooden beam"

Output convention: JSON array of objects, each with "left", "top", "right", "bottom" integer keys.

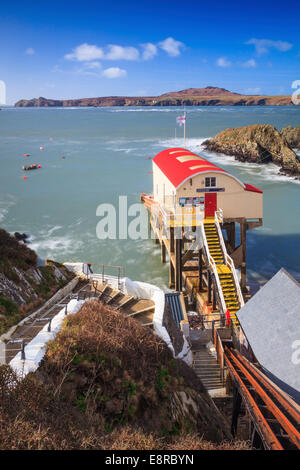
[
  {"left": 161, "top": 241, "right": 166, "bottom": 263},
  {"left": 182, "top": 249, "right": 195, "bottom": 266},
  {"left": 208, "top": 271, "right": 212, "bottom": 304},
  {"left": 240, "top": 221, "right": 247, "bottom": 291},
  {"left": 127, "top": 305, "right": 155, "bottom": 317},
  {"left": 199, "top": 248, "right": 203, "bottom": 292},
  {"left": 175, "top": 238, "right": 182, "bottom": 291}
]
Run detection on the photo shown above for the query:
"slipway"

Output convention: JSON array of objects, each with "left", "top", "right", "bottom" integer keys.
[{"left": 237, "top": 268, "right": 300, "bottom": 404}]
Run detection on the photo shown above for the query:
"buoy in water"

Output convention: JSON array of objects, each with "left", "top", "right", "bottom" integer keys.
[
  {"left": 23, "top": 176, "right": 27, "bottom": 180},
  {"left": 61, "top": 155, "right": 65, "bottom": 159},
  {"left": 38, "top": 165, "right": 41, "bottom": 168},
  {"left": 40, "top": 146, "right": 44, "bottom": 150},
  {"left": 24, "top": 153, "right": 30, "bottom": 157}
]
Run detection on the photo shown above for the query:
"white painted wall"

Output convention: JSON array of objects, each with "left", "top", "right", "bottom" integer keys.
[{"left": 152, "top": 163, "right": 263, "bottom": 220}]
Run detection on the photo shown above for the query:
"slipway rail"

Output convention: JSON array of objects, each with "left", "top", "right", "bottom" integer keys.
[{"left": 224, "top": 346, "right": 300, "bottom": 450}]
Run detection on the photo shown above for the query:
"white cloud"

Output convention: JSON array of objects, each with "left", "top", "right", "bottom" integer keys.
[
  {"left": 216, "top": 56, "right": 232, "bottom": 67},
  {"left": 245, "top": 87, "right": 261, "bottom": 94},
  {"left": 25, "top": 47, "right": 35, "bottom": 55},
  {"left": 158, "top": 37, "right": 184, "bottom": 57},
  {"left": 75, "top": 61, "right": 103, "bottom": 77},
  {"left": 246, "top": 38, "right": 293, "bottom": 55},
  {"left": 105, "top": 45, "right": 139, "bottom": 60},
  {"left": 102, "top": 67, "right": 127, "bottom": 78},
  {"left": 141, "top": 42, "right": 158, "bottom": 60},
  {"left": 243, "top": 59, "right": 257, "bottom": 67},
  {"left": 83, "top": 61, "right": 102, "bottom": 70},
  {"left": 65, "top": 43, "right": 104, "bottom": 61}
]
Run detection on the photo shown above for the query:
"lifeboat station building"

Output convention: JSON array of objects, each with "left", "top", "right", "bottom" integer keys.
[
  {"left": 152, "top": 147, "right": 263, "bottom": 221},
  {"left": 141, "top": 148, "right": 263, "bottom": 324}
]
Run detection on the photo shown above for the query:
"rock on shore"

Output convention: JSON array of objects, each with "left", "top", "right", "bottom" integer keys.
[
  {"left": 203, "top": 125, "right": 300, "bottom": 178},
  {"left": 280, "top": 126, "right": 300, "bottom": 149}
]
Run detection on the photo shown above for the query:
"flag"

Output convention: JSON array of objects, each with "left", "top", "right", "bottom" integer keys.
[{"left": 176, "top": 115, "right": 186, "bottom": 127}]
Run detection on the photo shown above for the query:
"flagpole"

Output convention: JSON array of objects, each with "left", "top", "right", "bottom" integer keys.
[{"left": 184, "top": 111, "right": 186, "bottom": 148}]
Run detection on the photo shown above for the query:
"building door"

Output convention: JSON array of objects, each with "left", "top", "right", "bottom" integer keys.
[{"left": 204, "top": 193, "right": 217, "bottom": 218}]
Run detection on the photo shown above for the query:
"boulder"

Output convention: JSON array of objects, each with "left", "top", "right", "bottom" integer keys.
[
  {"left": 203, "top": 124, "right": 300, "bottom": 178},
  {"left": 280, "top": 126, "right": 300, "bottom": 149}
]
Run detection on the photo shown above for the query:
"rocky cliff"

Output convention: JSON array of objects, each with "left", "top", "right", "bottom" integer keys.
[
  {"left": 14, "top": 86, "right": 293, "bottom": 107},
  {"left": 203, "top": 125, "right": 300, "bottom": 178},
  {"left": 0, "top": 229, "right": 75, "bottom": 335},
  {"left": 280, "top": 126, "right": 300, "bottom": 149}
]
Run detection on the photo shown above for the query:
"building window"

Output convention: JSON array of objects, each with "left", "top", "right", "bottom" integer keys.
[{"left": 205, "top": 177, "right": 216, "bottom": 187}]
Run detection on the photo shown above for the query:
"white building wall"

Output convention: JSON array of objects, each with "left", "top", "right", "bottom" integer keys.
[{"left": 153, "top": 164, "right": 262, "bottom": 220}]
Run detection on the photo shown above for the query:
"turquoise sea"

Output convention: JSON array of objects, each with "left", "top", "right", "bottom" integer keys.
[{"left": 0, "top": 106, "right": 300, "bottom": 290}]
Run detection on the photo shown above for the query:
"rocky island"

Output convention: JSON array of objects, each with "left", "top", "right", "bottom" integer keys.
[
  {"left": 203, "top": 125, "right": 300, "bottom": 179},
  {"left": 15, "top": 86, "right": 295, "bottom": 107}
]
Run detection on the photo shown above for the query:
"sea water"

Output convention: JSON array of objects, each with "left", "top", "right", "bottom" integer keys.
[{"left": 0, "top": 105, "right": 299, "bottom": 290}]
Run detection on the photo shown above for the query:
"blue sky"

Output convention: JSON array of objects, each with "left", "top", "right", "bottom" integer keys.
[{"left": 0, "top": 0, "right": 299, "bottom": 104}]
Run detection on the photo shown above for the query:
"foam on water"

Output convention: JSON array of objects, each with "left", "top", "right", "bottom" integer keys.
[
  {"left": 155, "top": 136, "right": 300, "bottom": 185},
  {"left": 0, "top": 194, "right": 17, "bottom": 223},
  {"left": 1, "top": 106, "right": 300, "bottom": 287}
]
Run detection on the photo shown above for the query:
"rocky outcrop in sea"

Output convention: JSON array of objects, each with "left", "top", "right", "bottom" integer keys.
[
  {"left": 203, "top": 125, "right": 300, "bottom": 179},
  {"left": 280, "top": 126, "right": 300, "bottom": 149}
]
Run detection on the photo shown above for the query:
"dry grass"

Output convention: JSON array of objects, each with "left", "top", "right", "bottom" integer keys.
[{"left": 0, "top": 301, "right": 251, "bottom": 450}]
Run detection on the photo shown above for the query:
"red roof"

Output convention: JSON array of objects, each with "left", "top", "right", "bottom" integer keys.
[
  {"left": 153, "top": 148, "right": 263, "bottom": 194},
  {"left": 244, "top": 183, "right": 263, "bottom": 194},
  {"left": 152, "top": 148, "right": 231, "bottom": 188}
]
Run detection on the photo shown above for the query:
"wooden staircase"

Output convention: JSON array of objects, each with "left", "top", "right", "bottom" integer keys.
[{"left": 79, "top": 282, "right": 155, "bottom": 328}]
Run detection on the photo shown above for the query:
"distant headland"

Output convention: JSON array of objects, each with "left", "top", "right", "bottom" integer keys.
[{"left": 14, "top": 86, "right": 295, "bottom": 107}]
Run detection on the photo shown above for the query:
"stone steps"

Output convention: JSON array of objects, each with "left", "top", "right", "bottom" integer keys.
[{"left": 192, "top": 347, "right": 225, "bottom": 395}]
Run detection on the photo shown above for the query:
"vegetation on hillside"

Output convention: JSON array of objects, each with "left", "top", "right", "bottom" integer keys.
[
  {"left": 0, "top": 300, "right": 250, "bottom": 449},
  {"left": 0, "top": 228, "right": 75, "bottom": 335}
]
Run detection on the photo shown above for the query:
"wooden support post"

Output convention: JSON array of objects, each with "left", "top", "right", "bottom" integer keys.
[
  {"left": 170, "top": 227, "right": 174, "bottom": 253},
  {"left": 212, "top": 284, "right": 216, "bottom": 311},
  {"left": 169, "top": 260, "right": 175, "bottom": 288},
  {"left": 251, "top": 426, "right": 264, "bottom": 450},
  {"left": 208, "top": 271, "right": 212, "bottom": 304},
  {"left": 240, "top": 221, "right": 247, "bottom": 291},
  {"left": 161, "top": 241, "right": 166, "bottom": 263},
  {"left": 198, "top": 248, "right": 203, "bottom": 292},
  {"left": 175, "top": 238, "right": 182, "bottom": 292},
  {"left": 227, "top": 222, "right": 236, "bottom": 251},
  {"left": 168, "top": 226, "right": 175, "bottom": 288},
  {"left": 231, "top": 387, "right": 242, "bottom": 437},
  {"left": 148, "top": 210, "right": 151, "bottom": 240}
]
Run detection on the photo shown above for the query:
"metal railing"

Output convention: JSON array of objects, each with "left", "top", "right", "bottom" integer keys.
[
  {"left": 150, "top": 201, "right": 204, "bottom": 229},
  {"left": 213, "top": 324, "right": 226, "bottom": 386},
  {"left": 214, "top": 210, "right": 244, "bottom": 308},
  {"left": 84, "top": 263, "right": 125, "bottom": 291},
  {"left": 200, "top": 222, "right": 227, "bottom": 312}
]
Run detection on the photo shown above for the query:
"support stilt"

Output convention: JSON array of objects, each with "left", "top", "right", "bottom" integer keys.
[{"left": 231, "top": 387, "right": 242, "bottom": 437}]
